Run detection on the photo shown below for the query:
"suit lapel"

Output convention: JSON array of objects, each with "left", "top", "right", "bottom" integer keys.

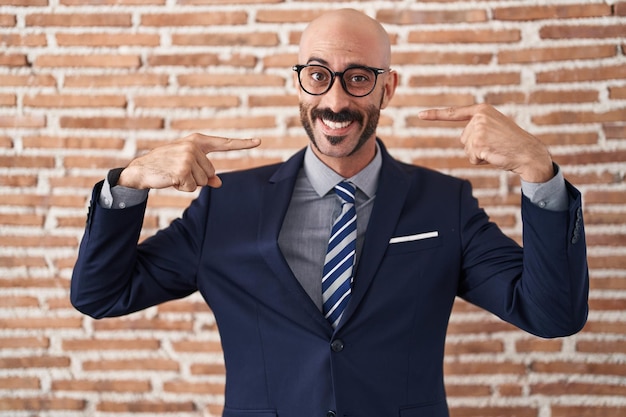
[
  {"left": 257, "top": 149, "right": 332, "bottom": 335},
  {"left": 337, "top": 144, "right": 411, "bottom": 331}
]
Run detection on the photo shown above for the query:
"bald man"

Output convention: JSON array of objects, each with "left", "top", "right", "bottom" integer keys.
[{"left": 72, "top": 9, "right": 588, "bottom": 417}]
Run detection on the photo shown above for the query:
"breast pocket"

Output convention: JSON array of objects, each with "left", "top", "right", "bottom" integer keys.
[{"left": 386, "top": 231, "right": 442, "bottom": 255}]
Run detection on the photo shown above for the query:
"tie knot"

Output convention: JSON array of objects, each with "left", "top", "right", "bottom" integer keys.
[{"left": 334, "top": 181, "right": 355, "bottom": 205}]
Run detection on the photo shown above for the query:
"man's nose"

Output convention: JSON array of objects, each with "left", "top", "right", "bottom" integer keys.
[{"left": 321, "top": 77, "right": 351, "bottom": 112}]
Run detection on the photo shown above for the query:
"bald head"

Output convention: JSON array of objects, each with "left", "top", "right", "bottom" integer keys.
[{"left": 299, "top": 9, "right": 392, "bottom": 69}]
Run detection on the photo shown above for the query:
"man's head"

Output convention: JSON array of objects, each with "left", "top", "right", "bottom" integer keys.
[{"left": 295, "top": 9, "right": 398, "bottom": 176}]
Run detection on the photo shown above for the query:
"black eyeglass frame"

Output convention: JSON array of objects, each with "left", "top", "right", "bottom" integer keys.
[{"left": 292, "top": 64, "right": 388, "bottom": 98}]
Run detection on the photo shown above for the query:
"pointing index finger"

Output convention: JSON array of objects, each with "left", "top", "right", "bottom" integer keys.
[
  {"left": 418, "top": 105, "right": 478, "bottom": 121},
  {"left": 189, "top": 133, "right": 261, "bottom": 154}
]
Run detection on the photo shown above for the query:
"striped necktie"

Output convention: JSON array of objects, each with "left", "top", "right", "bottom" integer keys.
[{"left": 322, "top": 181, "right": 357, "bottom": 328}]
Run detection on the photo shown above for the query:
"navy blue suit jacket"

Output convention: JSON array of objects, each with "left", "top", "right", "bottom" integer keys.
[{"left": 71, "top": 141, "right": 588, "bottom": 417}]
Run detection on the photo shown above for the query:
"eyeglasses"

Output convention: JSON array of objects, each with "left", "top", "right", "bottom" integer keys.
[{"left": 293, "top": 64, "right": 387, "bottom": 97}]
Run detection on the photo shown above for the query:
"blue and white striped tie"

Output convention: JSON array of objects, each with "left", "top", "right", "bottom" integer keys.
[{"left": 322, "top": 181, "right": 357, "bottom": 328}]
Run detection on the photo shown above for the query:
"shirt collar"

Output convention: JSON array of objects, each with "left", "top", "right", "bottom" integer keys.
[{"left": 303, "top": 141, "right": 382, "bottom": 198}]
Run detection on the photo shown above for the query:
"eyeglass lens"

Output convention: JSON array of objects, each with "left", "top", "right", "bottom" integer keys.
[{"left": 298, "top": 65, "right": 378, "bottom": 97}]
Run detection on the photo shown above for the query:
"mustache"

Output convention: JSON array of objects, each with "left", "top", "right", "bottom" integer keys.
[{"left": 311, "top": 108, "right": 363, "bottom": 124}]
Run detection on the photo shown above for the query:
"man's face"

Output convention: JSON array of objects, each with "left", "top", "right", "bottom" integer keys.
[{"left": 295, "top": 12, "right": 396, "bottom": 167}]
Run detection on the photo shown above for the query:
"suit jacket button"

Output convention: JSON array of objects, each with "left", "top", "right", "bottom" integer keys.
[
  {"left": 331, "top": 339, "right": 344, "bottom": 352},
  {"left": 326, "top": 411, "right": 337, "bottom": 417}
]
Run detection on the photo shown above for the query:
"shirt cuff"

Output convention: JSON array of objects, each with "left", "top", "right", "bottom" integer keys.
[
  {"left": 520, "top": 163, "right": 568, "bottom": 211},
  {"left": 99, "top": 168, "right": 149, "bottom": 209}
]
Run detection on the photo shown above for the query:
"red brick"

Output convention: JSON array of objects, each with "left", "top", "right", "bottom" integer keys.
[
  {"left": 0, "top": 278, "right": 69, "bottom": 289},
  {"left": 190, "top": 363, "right": 225, "bottom": 375},
  {"left": 609, "top": 85, "right": 626, "bottom": 99},
  {"left": 0, "top": 14, "right": 16, "bottom": 26},
  {"left": 249, "top": 94, "right": 298, "bottom": 107},
  {"left": 409, "top": 72, "right": 520, "bottom": 87},
  {"left": 22, "top": 135, "right": 125, "bottom": 150},
  {"left": 589, "top": 254, "right": 626, "bottom": 269},
  {"left": 377, "top": 9, "right": 488, "bottom": 24},
  {"left": 64, "top": 73, "right": 168, "bottom": 87},
  {"left": 135, "top": 94, "right": 239, "bottom": 109},
  {"left": 449, "top": 406, "right": 536, "bottom": 417},
  {"left": 178, "top": 73, "right": 285, "bottom": 87},
  {"left": 147, "top": 53, "right": 219, "bottom": 67},
  {"left": 531, "top": 360, "right": 626, "bottom": 377},
  {"left": 499, "top": 45, "right": 615, "bottom": 64},
  {"left": 446, "top": 384, "right": 492, "bottom": 397},
  {"left": 61, "top": 0, "right": 164, "bottom": 4},
  {"left": 163, "top": 379, "right": 224, "bottom": 394},
  {"left": 0, "top": 93, "right": 16, "bottom": 106},
  {"left": 589, "top": 276, "right": 626, "bottom": 290},
  {"left": 263, "top": 52, "right": 296, "bottom": 68},
  {"left": 494, "top": 4, "right": 611, "bottom": 20},
  {"left": 142, "top": 11, "right": 247, "bottom": 26},
  {"left": 394, "top": 51, "right": 493, "bottom": 66},
  {"left": 34, "top": 54, "right": 140, "bottom": 68},
  {"left": 83, "top": 358, "right": 179, "bottom": 371},
  {"left": 23, "top": 93, "right": 127, "bottom": 108},
  {"left": 52, "top": 379, "right": 151, "bottom": 392},
  {"left": 585, "top": 188, "right": 626, "bottom": 204},
  {"left": 516, "top": 338, "right": 563, "bottom": 353},
  {"left": 533, "top": 108, "right": 626, "bottom": 125},
  {"left": 256, "top": 9, "right": 322, "bottom": 23},
  {"left": 537, "top": 64, "right": 626, "bottom": 83},
  {"left": 0, "top": 54, "right": 27, "bottom": 66},
  {"left": 579, "top": 339, "right": 626, "bottom": 354},
  {"left": 0, "top": 397, "right": 85, "bottom": 411},
  {"left": 157, "top": 299, "right": 212, "bottom": 313},
  {"left": 97, "top": 400, "right": 195, "bottom": 413},
  {"left": 56, "top": 32, "right": 160, "bottom": 47},
  {"left": 0, "top": 295, "right": 37, "bottom": 308},
  {"left": 531, "top": 381, "right": 626, "bottom": 396},
  {"left": 170, "top": 339, "right": 223, "bottom": 353},
  {"left": 25, "top": 13, "right": 132, "bottom": 27},
  {"left": 92, "top": 317, "right": 193, "bottom": 332},
  {"left": 0, "top": 114, "right": 46, "bottom": 128},
  {"left": 173, "top": 32, "right": 279, "bottom": 46},
  {"left": 0, "top": 317, "right": 82, "bottom": 329},
  {"left": 540, "top": 24, "right": 626, "bottom": 39},
  {"left": 0, "top": 175, "right": 37, "bottom": 186},
  {"left": 171, "top": 115, "right": 276, "bottom": 131},
  {"left": 0, "top": 336, "right": 49, "bottom": 349},
  {"left": 444, "top": 361, "right": 526, "bottom": 375},
  {"left": 552, "top": 406, "right": 626, "bottom": 417},
  {"left": 0, "top": 74, "right": 56, "bottom": 87},
  {"left": 582, "top": 320, "right": 626, "bottom": 335},
  {"left": 0, "top": 33, "right": 46, "bottom": 46},
  {"left": 60, "top": 116, "right": 163, "bottom": 129},
  {"left": 408, "top": 28, "right": 520, "bottom": 43},
  {"left": 0, "top": 356, "right": 70, "bottom": 369},
  {"left": 0, "top": 376, "right": 40, "bottom": 389},
  {"left": 62, "top": 338, "right": 160, "bottom": 351}
]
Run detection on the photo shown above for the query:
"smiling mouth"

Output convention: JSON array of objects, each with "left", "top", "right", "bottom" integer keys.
[{"left": 321, "top": 118, "right": 353, "bottom": 130}]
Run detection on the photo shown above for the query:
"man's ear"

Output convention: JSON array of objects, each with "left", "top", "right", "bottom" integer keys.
[{"left": 380, "top": 70, "right": 398, "bottom": 109}]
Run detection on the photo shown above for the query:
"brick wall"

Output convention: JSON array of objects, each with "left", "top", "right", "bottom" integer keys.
[{"left": 1, "top": 0, "right": 625, "bottom": 416}]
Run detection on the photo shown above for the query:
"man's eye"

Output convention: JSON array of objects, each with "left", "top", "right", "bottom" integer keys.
[
  {"left": 350, "top": 74, "right": 368, "bottom": 83},
  {"left": 311, "top": 72, "right": 328, "bottom": 82}
]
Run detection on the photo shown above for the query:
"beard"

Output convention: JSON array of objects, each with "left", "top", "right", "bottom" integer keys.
[{"left": 299, "top": 102, "right": 381, "bottom": 157}]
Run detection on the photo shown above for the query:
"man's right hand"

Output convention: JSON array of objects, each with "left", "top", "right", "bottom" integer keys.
[{"left": 118, "top": 133, "right": 261, "bottom": 191}]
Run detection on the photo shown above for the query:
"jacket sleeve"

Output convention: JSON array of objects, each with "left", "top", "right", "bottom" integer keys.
[
  {"left": 458, "top": 180, "right": 589, "bottom": 338},
  {"left": 70, "top": 181, "right": 208, "bottom": 319}
]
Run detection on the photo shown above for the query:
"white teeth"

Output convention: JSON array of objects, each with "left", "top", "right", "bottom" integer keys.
[{"left": 322, "top": 119, "right": 352, "bottom": 130}]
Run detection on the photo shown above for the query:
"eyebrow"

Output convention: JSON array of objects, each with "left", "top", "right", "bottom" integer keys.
[{"left": 306, "top": 57, "right": 368, "bottom": 69}]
